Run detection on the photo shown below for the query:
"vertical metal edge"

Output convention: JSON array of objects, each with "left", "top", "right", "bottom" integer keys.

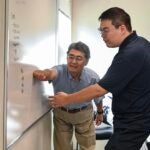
[
  {"left": 4, "top": 0, "right": 9, "bottom": 150},
  {"left": 0, "top": 0, "right": 7, "bottom": 149},
  {"left": 4, "top": 0, "right": 9, "bottom": 149}
]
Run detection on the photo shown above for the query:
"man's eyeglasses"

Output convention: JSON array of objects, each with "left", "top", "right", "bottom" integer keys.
[
  {"left": 67, "top": 54, "right": 84, "bottom": 61},
  {"left": 98, "top": 27, "right": 110, "bottom": 35}
]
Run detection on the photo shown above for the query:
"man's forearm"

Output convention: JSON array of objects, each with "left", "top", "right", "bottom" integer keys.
[{"left": 68, "top": 83, "right": 108, "bottom": 104}]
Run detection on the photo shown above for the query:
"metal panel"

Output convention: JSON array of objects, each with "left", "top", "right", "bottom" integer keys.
[
  {"left": 6, "top": 0, "right": 57, "bottom": 149},
  {"left": 0, "top": 0, "right": 6, "bottom": 149},
  {"left": 8, "top": 112, "right": 52, "bottom": 150}
]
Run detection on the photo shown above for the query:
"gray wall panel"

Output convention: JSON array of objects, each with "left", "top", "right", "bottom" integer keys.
[
  {"left": 6, "top": 0, "right": 57, "bottom": 149},
  {"left": 8, "top": 113, "right": 52, "bottom": 150},
  {"left": 0, "top": 0, "right": 6, "bottom": 149}
]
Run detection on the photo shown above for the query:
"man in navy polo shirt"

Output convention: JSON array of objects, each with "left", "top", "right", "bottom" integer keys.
[{"left": 51, "top": 7, "right": 150, "bottom": 150}]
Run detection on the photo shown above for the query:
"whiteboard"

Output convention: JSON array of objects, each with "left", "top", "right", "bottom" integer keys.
[{"left": 7, "top": 0, "right": 57, "bottom": 146}]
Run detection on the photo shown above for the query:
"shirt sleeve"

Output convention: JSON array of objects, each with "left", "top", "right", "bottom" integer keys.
[
  {"left": 89, "top": 69, "right": 105, "bottom": 104},
  {"left": 98, "top": 48, "right": 145, "bottom": 95},
  {"left": 50, "top": 64, "right": 64, "bottom": 84},
  {"left": 94, "top": 96, "right": 104, "bottom": 105}
]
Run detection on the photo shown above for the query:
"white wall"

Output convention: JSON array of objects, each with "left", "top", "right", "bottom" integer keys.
[
  {"left": 72, "top": 0, "right": 150, "bottom": 77},
  {"left": 57, "top": 0, "right": 72, "bottom": 64},
  {"left": 59, "top": 0, "right": 72, "bottom": 18}
]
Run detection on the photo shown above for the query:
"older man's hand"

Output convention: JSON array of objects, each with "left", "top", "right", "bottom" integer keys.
[{"left": 48, "top": 92, "right": 70, "bottom": 108}]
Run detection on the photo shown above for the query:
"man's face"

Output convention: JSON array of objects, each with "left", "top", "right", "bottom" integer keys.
[
  {"left": 99, "top": 19, "right": 123, "bottom": 48},
  {"left": 67, "top": 49, "right": 87, "bottom": 75}
]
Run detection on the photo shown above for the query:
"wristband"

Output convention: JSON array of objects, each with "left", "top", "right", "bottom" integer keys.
[{"left": 97, "top": 110, "right": 103, "bottom": 115}]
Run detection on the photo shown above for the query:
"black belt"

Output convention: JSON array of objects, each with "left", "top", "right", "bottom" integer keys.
[{"left": 60, "top": 105, "right": 92, "bottom": 113}]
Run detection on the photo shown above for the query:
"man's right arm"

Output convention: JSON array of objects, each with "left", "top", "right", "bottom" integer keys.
[
  {"left": 50, "top": 83, "right": 108, "bottom": 107},
  {"left": 33, "top": 69, "right": 57, "bottom": 81}
]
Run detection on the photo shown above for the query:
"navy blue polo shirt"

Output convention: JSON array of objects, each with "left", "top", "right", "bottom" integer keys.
[{"left": 98, "top": 31, "right": 150, "bottom": 130}]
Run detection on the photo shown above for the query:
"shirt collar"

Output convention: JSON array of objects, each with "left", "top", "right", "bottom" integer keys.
[
  {"left": 67, "top": 69, "right": 84, "bottom": 81},
  {"left": 119, "top": 31, "right": 137, "bottom": 50}
]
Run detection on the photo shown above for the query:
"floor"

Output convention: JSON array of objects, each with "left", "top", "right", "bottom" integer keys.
[
  {"left": 95, "top": 140, "right": 108, "bottom": 150},
  {"left": 73, "top": 138, "right": 108, "bottom": 150}
]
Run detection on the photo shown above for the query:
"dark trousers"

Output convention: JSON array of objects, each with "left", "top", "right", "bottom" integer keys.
[{"left": 105, "top": 128, "right": 149, "bottom": 150}]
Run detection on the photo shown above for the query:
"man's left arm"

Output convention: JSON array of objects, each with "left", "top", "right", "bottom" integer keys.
[{"left": 95, "top": 101, "right": 104, "bottom": 125}]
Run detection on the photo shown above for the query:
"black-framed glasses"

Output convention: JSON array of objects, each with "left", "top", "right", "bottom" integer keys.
[
  {"left": 98, "top": 27, "right": 110, "bottom": 35},
  {"left": 67, "top": 54, "right": 84, "bottom": 61}
]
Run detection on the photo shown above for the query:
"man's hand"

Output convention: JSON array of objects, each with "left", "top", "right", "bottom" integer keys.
[
  {"left": 48, "top": 92, "right": 70, "bottom": 108},
  {"left": 95, "top": 113, "right": 103, "bottom": 126},
  {"left": 33, "top": 70, "right": 47, "bottom": 80}
]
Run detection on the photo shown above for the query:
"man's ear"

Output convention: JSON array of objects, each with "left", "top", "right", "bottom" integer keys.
[{"left": 84, "top": 60, "right": 89, "bottom": 66}]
